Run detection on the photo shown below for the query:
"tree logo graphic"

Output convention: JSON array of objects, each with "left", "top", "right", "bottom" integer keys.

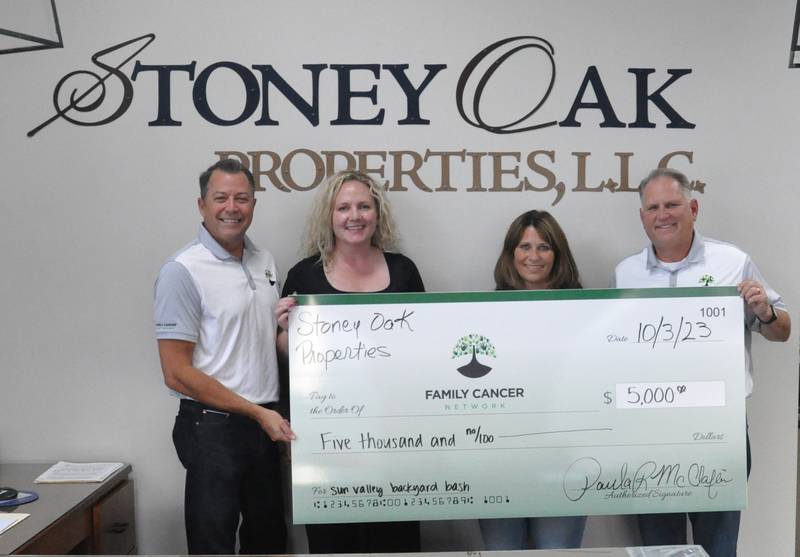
[{"left": 452, "top": 334, "right": 496, "bottom": 378}]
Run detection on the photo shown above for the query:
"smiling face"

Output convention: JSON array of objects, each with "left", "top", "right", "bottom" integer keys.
[
  {"left": 639, "top": 175, "right": 698, "bottom": 262},
  {"left": 513, "top": 226, "right": 555, "bottom": 290},
  {"left": 198, "top": 169, "right": 255, "bottom": 258},
  {"left": 331, "top": 180, "right": 378, "bottom": 248}
]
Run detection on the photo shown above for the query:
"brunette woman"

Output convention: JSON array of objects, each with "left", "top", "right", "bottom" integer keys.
[{"left": 480, "top": 209, "right": 585, "bottom": 550}]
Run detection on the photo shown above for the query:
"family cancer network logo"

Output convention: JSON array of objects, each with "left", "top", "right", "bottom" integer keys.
[{"left": 452, "top": 334, "right": 497, "bottom": 378}]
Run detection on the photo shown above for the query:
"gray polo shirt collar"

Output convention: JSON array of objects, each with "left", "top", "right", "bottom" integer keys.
[
  {"left": 645, "top": 230, "right": 705, "bottom": 272},
  {"left": 197, "top": 224, "right": 258, "bottom": 261}
]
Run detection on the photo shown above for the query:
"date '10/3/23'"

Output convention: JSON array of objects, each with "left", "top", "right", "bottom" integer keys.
[{"left": 608, "top": 305, "right": 731, "bottom": 349}]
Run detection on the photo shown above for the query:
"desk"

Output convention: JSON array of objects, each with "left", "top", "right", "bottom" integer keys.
[{"left": 0, "top": 463, "right": 135, "bottom": 555}]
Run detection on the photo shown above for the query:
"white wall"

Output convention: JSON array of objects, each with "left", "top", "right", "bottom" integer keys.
[{"left": 0, "top": 1, "right": 797, "bottom": 554}]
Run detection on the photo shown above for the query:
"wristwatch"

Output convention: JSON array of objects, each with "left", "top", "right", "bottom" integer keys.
[{"left": 758, "top": 304, "right": 778, "bottom": 325}]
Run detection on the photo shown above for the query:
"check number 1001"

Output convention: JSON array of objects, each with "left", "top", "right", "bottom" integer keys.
[{"left": 614, "top": 381, "right": 726, "bottom": 409}]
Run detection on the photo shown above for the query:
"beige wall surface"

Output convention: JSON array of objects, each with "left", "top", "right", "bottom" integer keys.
[{"left": 0, "top": 1, "right": 798, "bottom": 554}]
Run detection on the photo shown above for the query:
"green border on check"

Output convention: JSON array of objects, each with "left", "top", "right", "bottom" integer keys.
[{"left": 294, "top": 286, "right": 739, "bottom": 306}]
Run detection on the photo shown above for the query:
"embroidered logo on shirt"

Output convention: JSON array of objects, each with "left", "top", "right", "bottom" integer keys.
[
  {"left": 699, "top": 274, "right": 715, "bottom": 286},
  {"left": 264, "top": 269, "right": 276, "bottom": 286}
]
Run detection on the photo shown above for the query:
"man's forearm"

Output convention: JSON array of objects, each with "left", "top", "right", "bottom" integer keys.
[
  {"left": 760, "top": 309, "right": 791, "bottom": 342},
  {"left": 167, "top": 362, "right": 265, "bottom": 418}
]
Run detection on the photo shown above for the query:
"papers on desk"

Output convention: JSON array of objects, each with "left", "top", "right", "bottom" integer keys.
[
  {"left": 34, "top": 461, "right": 124, "bottom": 483},
  {"left": 0, "top": 513, "right": 28, "bottom": 535}
]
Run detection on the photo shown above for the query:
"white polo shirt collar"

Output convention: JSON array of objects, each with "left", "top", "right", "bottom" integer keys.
[
  {"left": 198, "top": 224, "right": 258, "bottom": 260},
  {"left": 645, "top": 230, "right": 705, "bottom": 272},
  {"left": 198, "top": 225, "right": 260, "bottom": 290}
]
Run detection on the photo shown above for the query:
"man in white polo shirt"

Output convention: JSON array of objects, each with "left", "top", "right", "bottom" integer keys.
[
  {"left": 154, "top": 159, "right": 295, "bottom": 555},
  {"left": 613, "top": 168, "right": 790, "bottom": 556}
]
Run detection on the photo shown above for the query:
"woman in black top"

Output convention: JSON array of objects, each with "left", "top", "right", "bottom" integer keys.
[
  {"left": 283, "top": 251, "right": 423, "bottom": 295},
  {"left": 276, "top": 170, "right": 423, "bottom": 554}
]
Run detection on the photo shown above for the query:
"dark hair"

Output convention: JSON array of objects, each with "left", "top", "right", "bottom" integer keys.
[
  {"left": 494, "top": 210, "right": 582, "bottom": 290},
  {"left": 638, "top": 167, "right": 691, "bottom": 199},
  {"left": 199, "top": 158, "right": 256, "bottom": 198}
]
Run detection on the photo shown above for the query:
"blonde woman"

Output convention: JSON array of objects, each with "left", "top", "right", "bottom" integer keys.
[{"left": 276, "top": 170, "right": 423, "bottom": 553}]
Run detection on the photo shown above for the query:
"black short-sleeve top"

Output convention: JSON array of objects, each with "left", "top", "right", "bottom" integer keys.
[{"left": 282, "top": 252, "right": 425, "bottom": 296}]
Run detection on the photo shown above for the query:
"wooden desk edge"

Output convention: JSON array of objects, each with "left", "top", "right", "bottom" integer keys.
[{"left": 1, "top": 463, "right": 132, "bottom": 555}]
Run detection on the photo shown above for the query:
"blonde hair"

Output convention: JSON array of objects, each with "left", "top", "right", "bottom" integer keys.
[{"left": 303, "top": 170, "right": 397, "bottom": 265}]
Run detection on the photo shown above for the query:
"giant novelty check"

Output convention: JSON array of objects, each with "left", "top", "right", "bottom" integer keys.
[{"left": 288, "top": 287, "right": 747, "bottom": 524}]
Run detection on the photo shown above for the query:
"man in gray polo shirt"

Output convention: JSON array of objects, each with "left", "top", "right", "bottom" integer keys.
[
  {"left": 613, "top": 167, "right": 790, "bottom": 556},
  {"left": 154, "top": 159, "right": 294, "bottom": 554}
]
